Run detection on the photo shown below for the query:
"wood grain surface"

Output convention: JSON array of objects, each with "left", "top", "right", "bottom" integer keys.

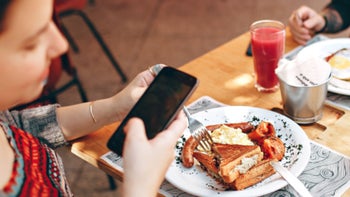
[{"left": 71, "top": 29, "right": 350, "bottom": 196}]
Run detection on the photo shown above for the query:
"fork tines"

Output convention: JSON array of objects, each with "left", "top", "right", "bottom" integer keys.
[
  {"left": 193, "top": 127, "right": 214, "bottom": 153},
  {"left": 183, "top": 106, "right": 214, "bottom": 153}
]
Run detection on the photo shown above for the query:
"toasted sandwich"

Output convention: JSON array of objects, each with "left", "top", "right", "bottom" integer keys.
[
  {"left": 230, "top": 158, "right": 276, "bottom": 190},
  {"left": 193, "top": 143, "right": 275, "bottom": 190}
]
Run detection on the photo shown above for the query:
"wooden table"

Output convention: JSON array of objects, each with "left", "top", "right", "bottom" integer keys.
[{"left": 71, "top": 29, "right": 350, "bottom": 196}]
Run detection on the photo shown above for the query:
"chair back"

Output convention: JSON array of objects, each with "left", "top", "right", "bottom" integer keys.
[
  {"left": 43, "top": 57, "right": 63, "bottom": 93},
  {"left": 54, "top": 0, "right": 87, "bottom": 12}
]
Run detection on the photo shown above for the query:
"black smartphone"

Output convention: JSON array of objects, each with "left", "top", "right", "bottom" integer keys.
[
  {"left": 107, "top": 67, "right": 198, "bottom": 155},
  {"left": 246, "top": 42, "right": 252, "bottom": 56}
]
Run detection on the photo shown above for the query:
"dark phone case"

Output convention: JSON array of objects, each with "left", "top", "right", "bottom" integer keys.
[
  {"left": 107, "top": 67, "right": 198, "bottom": 156},
  {"left": 246, "top": 42, "right": 252, "bottom": 56}
]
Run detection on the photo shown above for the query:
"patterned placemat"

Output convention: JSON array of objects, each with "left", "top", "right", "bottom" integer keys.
[{"left": 101, "top": 96, "right": 350, "bottom": 196}]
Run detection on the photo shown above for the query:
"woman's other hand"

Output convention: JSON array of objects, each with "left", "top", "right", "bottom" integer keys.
[{"left": 122, "top": 113, "right": 186, "bottom": 197}]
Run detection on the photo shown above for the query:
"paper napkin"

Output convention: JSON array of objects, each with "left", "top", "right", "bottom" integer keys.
[{"left": 276, "top": 56, "right": 331, "bottom": 87}]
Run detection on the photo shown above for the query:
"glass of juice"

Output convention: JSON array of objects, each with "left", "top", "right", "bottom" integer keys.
[{"left": 250, "top": 20, "right": 285, "bottom": 92}]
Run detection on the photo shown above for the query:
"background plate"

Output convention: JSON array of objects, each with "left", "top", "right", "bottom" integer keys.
[{"left": 297, "top": 38, "right": 350, "bottom": 96}]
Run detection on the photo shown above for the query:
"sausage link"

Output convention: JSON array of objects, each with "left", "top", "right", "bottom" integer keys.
[
  {"left": 224, "top": 122, "right": 254, "bottom": 133},
  {"left": 181, "top": 136, "right": 198, "bottom": 168},
  {"left": 206, "top": 122, "right": 254, "bottom": 133}
]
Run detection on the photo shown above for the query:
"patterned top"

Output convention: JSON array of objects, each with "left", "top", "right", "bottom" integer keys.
[{"left": 0, "top": 105, "right": 73, "bottom": 197}]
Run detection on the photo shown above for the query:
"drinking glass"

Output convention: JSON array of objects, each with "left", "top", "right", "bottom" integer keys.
[{"left": 250, "top": 20, "right": 285, "bottom": 92}]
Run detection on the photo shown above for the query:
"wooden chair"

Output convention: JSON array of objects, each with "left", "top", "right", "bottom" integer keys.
[
  {"left": 54, "top": 0, "right": 128, "bottom": 83},
  {"left": 54, "top": 2, "right": 118, "bottom": 189}
]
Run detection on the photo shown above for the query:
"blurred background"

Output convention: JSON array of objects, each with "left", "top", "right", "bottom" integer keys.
[{"left": 54, "top": 0, "right": 348, "bottom": 196}]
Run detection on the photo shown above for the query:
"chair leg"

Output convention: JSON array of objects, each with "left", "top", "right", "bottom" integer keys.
[
  {"left": 107, "top": 174, "right": 117, "bottom": 190},
  {"left": 72, "top": 72, "right": 88, "bottom": 102},
  {"left": 60, "top": 10, "right": 128, "bottom": 83}
]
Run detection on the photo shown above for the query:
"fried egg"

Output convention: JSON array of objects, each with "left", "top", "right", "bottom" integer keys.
[{"left": 327, "top": 51, "right": 350, "bottom": 80}]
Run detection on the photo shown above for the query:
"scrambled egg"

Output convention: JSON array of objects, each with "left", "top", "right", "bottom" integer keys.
[{"left": 210, "top": 125, "right": 254, "bottom": 145}]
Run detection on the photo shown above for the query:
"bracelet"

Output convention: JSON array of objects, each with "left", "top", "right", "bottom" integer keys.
[
  {"left": 89, "top": 102, "right": 97, "bottom": 123},
  {"left": 316, "top": 15, "right": 328, "bottom": 34}
]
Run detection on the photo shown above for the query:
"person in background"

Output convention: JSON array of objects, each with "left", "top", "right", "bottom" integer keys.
[
  {"left": 288, "top": 0, "right": 350, "bottom": 45},
  {"left": 0, "top": 0, "right": 186, "bottom": 196}
]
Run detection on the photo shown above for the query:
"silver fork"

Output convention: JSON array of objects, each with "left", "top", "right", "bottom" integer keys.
[{"left": 183, "top": 106, "right": 214, "bottom": 153}]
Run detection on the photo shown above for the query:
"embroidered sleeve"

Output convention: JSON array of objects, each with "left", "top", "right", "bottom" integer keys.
[{"left": 1, "top": 104, "right": 68, "bottom": 148}]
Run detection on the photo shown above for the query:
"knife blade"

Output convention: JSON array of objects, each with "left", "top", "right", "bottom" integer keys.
[{"left": 270, "top": 161, "right": 312, "bottom": 197}]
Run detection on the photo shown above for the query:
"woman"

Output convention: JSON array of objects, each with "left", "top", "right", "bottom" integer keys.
[{"left": 0, "top": 0, "right": 186, "bottom": 196}]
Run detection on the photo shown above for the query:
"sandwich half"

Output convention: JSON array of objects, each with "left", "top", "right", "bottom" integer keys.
[
  {"left": 193, "top": 143, "right": 275, "bottom": 190},
  {"left": 230, "top": 158, "right": 276, "bottom": 190}
]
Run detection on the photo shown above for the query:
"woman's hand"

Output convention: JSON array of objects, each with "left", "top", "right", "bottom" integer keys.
[
  {"left": 112, "top": 64, "right": 164, "bottom": 121},
  {"left": 57, "top": 65, "right": 166, "bottom": 141},
  {"left": 288, "top": 6, "right": 326, "bottom": 45},
  {"left": 122, "top": 113, "right": 187, "bottom": 197}
]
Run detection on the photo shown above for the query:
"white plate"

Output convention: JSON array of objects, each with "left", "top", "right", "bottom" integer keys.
[
  {"left": 297, "top": 38, "right": 350, "bottom": 96},
  {"left": 166, "top": 106, "right": 311, "bottom": 197}
]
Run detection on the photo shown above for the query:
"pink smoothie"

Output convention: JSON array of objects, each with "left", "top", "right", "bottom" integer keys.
[{"left": 251, "top": 27, "right": 285, "bottom": 90}]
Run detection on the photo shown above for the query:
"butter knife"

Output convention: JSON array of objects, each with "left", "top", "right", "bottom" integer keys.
[{"left": 270, "top": 161, "right": 312, "bottom": 197}]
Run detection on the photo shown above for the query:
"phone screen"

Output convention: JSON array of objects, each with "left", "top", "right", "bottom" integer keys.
[{"left": 107, "top": 67, "right": 198, "bottom": 155}]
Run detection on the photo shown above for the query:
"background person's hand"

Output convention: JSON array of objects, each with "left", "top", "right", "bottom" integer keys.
[
  {"left": 288, "top": 6, "right": 326, "bottom": 45},
  {"left": 122, "top": 113, "right": 187, "bottom": 197}
]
